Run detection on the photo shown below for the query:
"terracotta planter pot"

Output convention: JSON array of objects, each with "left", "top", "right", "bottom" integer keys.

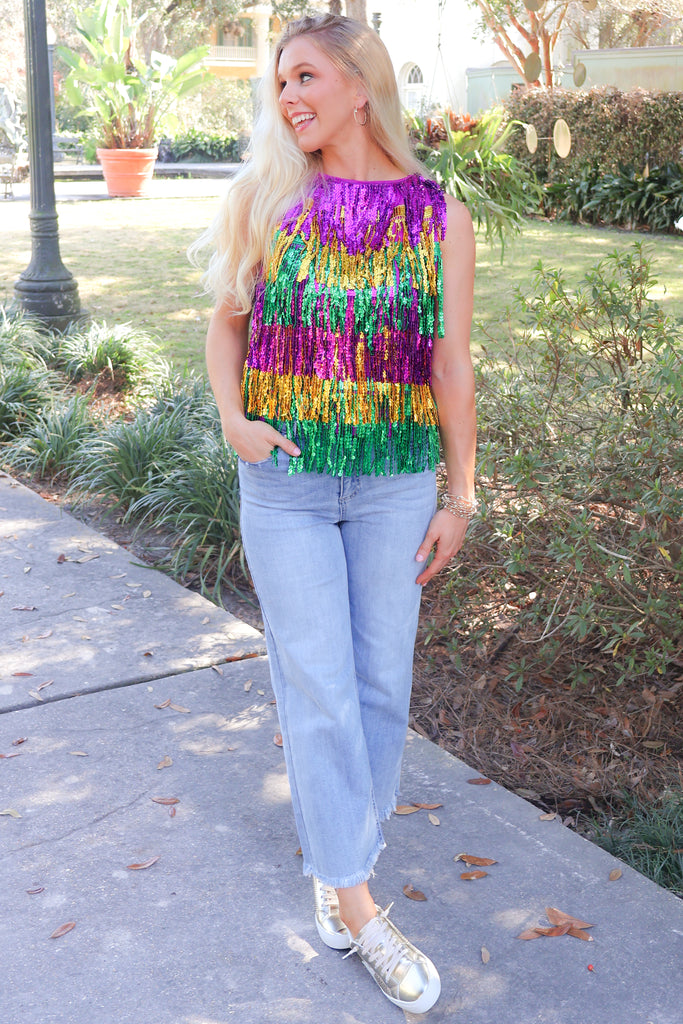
[{"left": 96, "top": 147, "right": 158, "bottom": 198}]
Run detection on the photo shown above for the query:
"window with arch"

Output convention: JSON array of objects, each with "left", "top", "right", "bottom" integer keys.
[{"left": 400, "top": 63, "right": 426, "bottom": 112}]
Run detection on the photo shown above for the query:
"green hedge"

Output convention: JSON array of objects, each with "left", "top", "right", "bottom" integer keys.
[{"left": 504, "top": 86, "right": 683, "bottom": 184}]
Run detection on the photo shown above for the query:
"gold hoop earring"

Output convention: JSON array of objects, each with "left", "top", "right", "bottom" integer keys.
[{"left": 353, "top": 105, "right": 368, "bottom": 127}]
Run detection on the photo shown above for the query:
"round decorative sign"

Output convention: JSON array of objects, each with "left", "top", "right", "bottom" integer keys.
[
  {"left": 553, "top": 118, "right": 572, "bottom": 159},
  {"left": 573, "top": 61, "right": 587, "bottom": 87},
  {"left": 525, "top": 123, "right": 538, "bottom": 154}
]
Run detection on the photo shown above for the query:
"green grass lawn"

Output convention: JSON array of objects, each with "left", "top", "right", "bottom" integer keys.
[{"left": 2, "top": 196, "right": 682, "bottom": 369}]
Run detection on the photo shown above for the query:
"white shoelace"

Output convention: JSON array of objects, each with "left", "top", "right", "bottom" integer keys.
[
  {"left": 344, "top": 905, "right": 405, "bottom": 977},
  {"left": 315, "top": 879, "right": 339, "bottom": 913}
]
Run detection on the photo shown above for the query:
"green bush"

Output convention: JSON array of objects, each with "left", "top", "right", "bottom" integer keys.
[
  {"left": 159, "top": 128, "right": 240, "bottom": 164},
  {"left": 0, "top": 363, "right": 53, "bottom": 441},
  {"left": 129, "top": 434, "right": 245, "bottom": 599},
  {"left": 68, "top": 403, "right": 203, "bottom": 511},
  {"left": 450, "top": 243, "right": 682, "bottom": 690},
  {"left": 504, "top": 86, "right": 683, "bottom": 184},
  {"left": 408, "top": 107, "right": 542, "bottom": 249},
  {"left": 55, "top": 322, "right": 169, "bottom": 395},
  {"left": 544, "top": 163, "right": 683, "bottom": 232},
  {"left": 3, "top": 395, "right": 96, "bottom": 480}
]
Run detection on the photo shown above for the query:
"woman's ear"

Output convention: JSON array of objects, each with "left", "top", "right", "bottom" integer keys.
[{"left": 353, "top": 88, "right": 369, "bottom": 111}]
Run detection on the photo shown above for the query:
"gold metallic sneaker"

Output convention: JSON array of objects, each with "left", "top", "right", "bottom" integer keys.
[
  {"left": 344, "top": 905, "right": 441, "bottom": 1013},
  {"left": 313, "top": 877, "right": 352, "bottom": 950}
]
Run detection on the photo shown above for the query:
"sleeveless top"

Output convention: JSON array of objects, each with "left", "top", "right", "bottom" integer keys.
[{"left": 241, "top": 173, "right": 446, "bottom": 476}]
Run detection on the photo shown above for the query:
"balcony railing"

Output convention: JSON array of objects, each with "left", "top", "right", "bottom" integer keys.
[{"left": 208, "top": 45, "right": 257, "bottom": 65}]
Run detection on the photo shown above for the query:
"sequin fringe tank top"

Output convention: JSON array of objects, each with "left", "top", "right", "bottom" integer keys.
[{"left": 241, "top": 173, "right": 446, "bottom": 476}]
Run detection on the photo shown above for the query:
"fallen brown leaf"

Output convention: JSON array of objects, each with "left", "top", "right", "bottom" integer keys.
[
  {"left": 127, "top": 856, "right": 160, "bottom": 870},
  {"left": 454, "top": 854, "right": 497, "bottom": 866},
  {"left": 169, "top": 806, "right": 176, "bottom": 818},
  {"left": 0, "top": 808, "right": 21, "bottom": 818},
  {"left": 169, "top": 703, "right": 190, "bottom": 714},
  {"left": 608, "top": 868, "right": 622, "bottom": 881},
  {"left": 50, "top": 921, "right": 76, "bottom": 939},
  {"left": 57, "top": 553, "right": 66, "bottom": 564},
  {"left": 69, "top": 751, "right": 88, "bottom": 757},
  {"left": 466, "top": 777, "right": 492, "bottom": 785},
  {"left": 151, "top": 797, "right": 179, "bottom": 806},
  {"left": 154, "top": 698, "right": 171, "bottom": 709},
  {"left": 532, "top": 924, "right": 571, "bottom": 938},
  {"left": 403, "top": 883, "right": 427, "bottom": 901},
  {"left": 12, "top": 671, "right": 33, "bottom": 677},
  {"left": 395, "top": 805, "right": 421, "bottom": 815},
  {"left": 295, "top": 847, "right": 302, "bottom": 856},
  {"left": 273, "top": 733, "right": 283, "bottom": 747},
  {"left": 412, "top": 802, "right": 443, "bottom": 810},
  {"left": 211, "top": 665, "right": 224, "bottom": 675},
  {"left": 545, "top": 907, "right": 593, "bottom": 930},
  {"left": 568, "top": 926, "right": 594, "bottom": 941},
  {"left": 26, "top": 887, "right": 44, "bottom": 895},
  {"left": 539, "top": 812, "right": 557, "bottom": 821},
  {"left": 460, "top": 870, "right": 488, "bottom": 880},
  {"left": 28, "top": 691, "right": 44, "bottom": 702},
  {"left": 36, "top": 679, "right": 53, "bottom": 692},
  {"left": 428, "top": 813, "right": 440, "bottom": 826},
  {"left": 12, "top": 738, "right": 27, "bottom": 746},
  {"left": 156, "top": 756, "right": 173, "bottom": 770},
  {"left": 244, "top": 679, "right": 253, "bottom": 692},
  {"left": 481, "top": 946, "right": 491, "bottom": 963},
  {"left": 0, "top": 752, "right": 21, "bottom": 759}
]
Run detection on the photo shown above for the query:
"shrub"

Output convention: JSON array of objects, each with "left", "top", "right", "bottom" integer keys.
[
  {"left": 544, "top": 162, "right": 683, "bottom": 231},
  {"left": 0, "top": 363, "right": 53, "bottom": 441},
  {"left": 449, "top": 243, "right": 682, "bottom": 691},
  {"left": 129, "top": 434, "right": 244, "bottom": 599},
  {"left": 55, "top": 322, "right": 169, "bottom": 395},
  {"left": 408, "top": 107, "right": 542, "bottom": 249},
  {"left": 69, "top": 404, "right": 203, "bottom": 511},
  {"left": 158, "top": 129, "right": 240, "bottom": 164},
  {"left": 3, "top": 395, "right": 96, "bottom": 480},
  {"left": 504, "top": 86, "right": 683, "bottom": 184}
]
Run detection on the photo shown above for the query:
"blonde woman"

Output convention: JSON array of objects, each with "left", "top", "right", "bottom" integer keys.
[{"left": 196, "top": 14, "right": 476, "bottom": 1014}]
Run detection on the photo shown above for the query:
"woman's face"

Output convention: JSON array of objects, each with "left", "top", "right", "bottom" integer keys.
[{"left": 277, "top": 35, "right": 366, "bottom": 154}]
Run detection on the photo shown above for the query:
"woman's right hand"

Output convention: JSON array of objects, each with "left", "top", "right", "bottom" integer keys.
[{"left": 225, "top": 415, "right": 301, "bottom": 464}]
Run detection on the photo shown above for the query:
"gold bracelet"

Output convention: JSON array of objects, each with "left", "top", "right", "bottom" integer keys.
[{"left": 441, "top": 493, "right": 479, "bottom": 519}]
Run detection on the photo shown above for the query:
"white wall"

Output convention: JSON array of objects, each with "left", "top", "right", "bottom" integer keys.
[{"left": 371, "top": 0, "right": 500, "bottom": 112}]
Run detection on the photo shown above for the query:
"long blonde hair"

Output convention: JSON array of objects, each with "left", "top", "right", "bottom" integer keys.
[{"left": 190, "top": 14, "right": 424, "bottom": 312}]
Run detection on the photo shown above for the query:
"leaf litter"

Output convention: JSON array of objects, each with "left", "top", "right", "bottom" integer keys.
[{"left": 517, "top": 907, "right": 594, "bottom": 941}]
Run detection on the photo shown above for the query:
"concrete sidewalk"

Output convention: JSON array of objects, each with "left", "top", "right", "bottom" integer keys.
[{"left": 1, "top": 470, "right": 681, "bottom": 1024}]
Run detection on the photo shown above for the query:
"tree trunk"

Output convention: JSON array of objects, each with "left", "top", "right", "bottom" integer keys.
[
  {"left": 345, "top": 0, "right": 367, "bottom": 22},
  {"left": 329, "top": 0, "right": 342, "bottom": 14}
]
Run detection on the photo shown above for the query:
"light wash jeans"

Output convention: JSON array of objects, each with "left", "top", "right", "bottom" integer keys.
[{"left": 238, "top": 452, "right": 437, "bottom": 888}]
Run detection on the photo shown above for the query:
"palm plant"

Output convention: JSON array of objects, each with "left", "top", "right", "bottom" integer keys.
[{"left": 57, "top": 0, "right": 207, "bottom": 149}]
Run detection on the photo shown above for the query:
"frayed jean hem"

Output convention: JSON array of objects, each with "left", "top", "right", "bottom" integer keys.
[{"left": 302, "top": 835, "right": 386, "bottom": 889}]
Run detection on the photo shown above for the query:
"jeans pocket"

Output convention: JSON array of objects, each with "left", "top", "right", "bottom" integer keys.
[{"left": 238, "top": 453, "right": 274, "bottom": 468}]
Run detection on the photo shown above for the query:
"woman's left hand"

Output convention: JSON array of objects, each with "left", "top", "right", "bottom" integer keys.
[{"left": 415, "top": 508, "right": 469, "bottom": 586}]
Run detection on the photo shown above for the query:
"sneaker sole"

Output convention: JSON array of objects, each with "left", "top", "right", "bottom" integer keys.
[{"left": 315, "top": 914, "right": 352, "bottom": 950}]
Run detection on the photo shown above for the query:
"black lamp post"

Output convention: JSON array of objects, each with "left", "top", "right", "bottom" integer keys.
[{"left": 14, "top": 0, "right": 82, "bottom": 331}]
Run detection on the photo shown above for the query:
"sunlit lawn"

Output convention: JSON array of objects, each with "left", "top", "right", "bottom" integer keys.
[{"left": 2, "top": 194, "right": 682, "bottom": 371}]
